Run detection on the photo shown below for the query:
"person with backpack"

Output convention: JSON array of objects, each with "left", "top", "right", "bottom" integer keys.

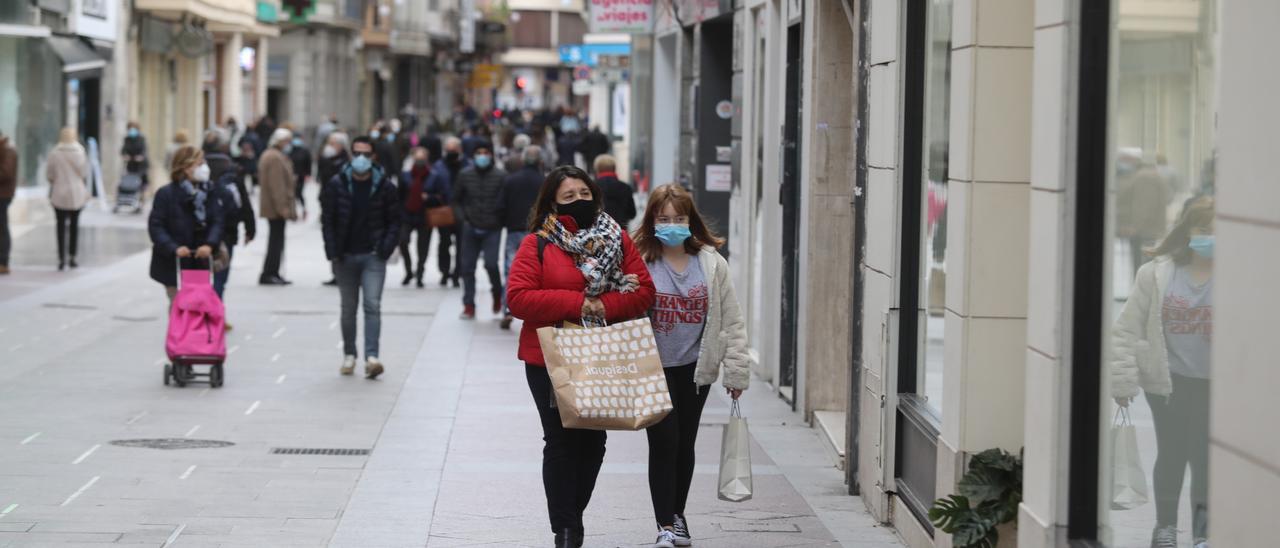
[
  {"left": 320, "top": 136, "right": 401, "bottom": 380},
  {"left": 506, "top": 165, "right": 656, "bottom": 548},
  {"left": 632, "top": 184, "right": 750, "bottom": 548},
  {"left": 148, "top": 146, "right": 224, "bottom": 299}
]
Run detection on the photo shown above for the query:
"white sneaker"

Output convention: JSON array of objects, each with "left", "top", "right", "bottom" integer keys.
[
  {"left": 672, "top": 515, "right": 692, "bottom": 546},
  {"left": 653, "top": 528, "right": 678, "bottom": 548},
  {"left": 340, "top": 355, "right": 356, "bottom": 376},
  {"left": 365, "top": 357, "right": 384, "bottom": 379}
]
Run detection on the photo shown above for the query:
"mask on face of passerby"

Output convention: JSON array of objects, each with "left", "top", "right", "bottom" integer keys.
[
  {"left": 474, "top": 154, "right": 493, "bottom": 170},
  {"left": 192, "top": 162, "right": 211, "bottom": 183},
  {"left": 128, "top": 128, "right": 139, "bottom": 138},
  {"left": 655, "top": 223, "right": 692, "bottom": 247},
  {"left": 322, "top": 145, "right": 337, "bottom": 158},
  {"left": 292, "top": 137, "right": 304, "bottom": 148},
  {"left": 282, "top": 143, "right": 293, "bottom": 155},
  {"left": 1189, "top": 235, "right": 1214, "bottom": 259},
  {"left": 445, "top": 151, "right": 461, "bottom": 165},
  {"left": 351, "top": 154, "right": 373, "bottom": 174},
  {"left": 370, "top": 129, "right": 381, "bottom": 140},
  {"left": 557, "top": 199, "right": 598, "bottom": 229}
]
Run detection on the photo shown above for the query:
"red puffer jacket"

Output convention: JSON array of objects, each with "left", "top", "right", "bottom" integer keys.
[{"left": 507, "top": 218, "right": 656, "bottom": 366}]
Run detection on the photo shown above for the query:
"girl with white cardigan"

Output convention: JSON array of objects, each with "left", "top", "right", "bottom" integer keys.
[
  {"left": 46, "top": 127, "right": 90, "bottom": 270},
  {"left": 632, "top": 184, "right": 750, "bottom": 548},
  {"left": 1111, "top": 196, "right": 1214, "bottom": 548}
]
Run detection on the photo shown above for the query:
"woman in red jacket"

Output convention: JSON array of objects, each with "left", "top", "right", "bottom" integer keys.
[{"left": 507, "top": 165, "right": 656, "bottom": 548}]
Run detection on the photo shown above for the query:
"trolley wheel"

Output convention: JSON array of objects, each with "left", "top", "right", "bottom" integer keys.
[
  {"left": 164, "top": 363, "right": 171, "bottom": 386},
  {"left": 174, "top": 364, "right": 187, "bottom": 387},
  {"left": 210, "top": 364, "right": 224, "bottom": 388}
]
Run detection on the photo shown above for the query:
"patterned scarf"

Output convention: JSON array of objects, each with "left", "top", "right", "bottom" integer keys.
[
  {"left": 179, "top": 179, "right": 210, "bottom": 225},
  {"left": 538, "top": 213, "right": 638, "bottom": 300}
]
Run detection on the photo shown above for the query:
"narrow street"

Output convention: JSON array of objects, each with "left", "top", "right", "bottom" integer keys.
[{"left": 0, "top": 205, "right": 901, "bottom": 547}]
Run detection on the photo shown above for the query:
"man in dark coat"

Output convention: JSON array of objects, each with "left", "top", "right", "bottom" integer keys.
[
  {"left": 578, "top": 125, "right": 612, "bottom": 173},
  {"left": 451, "top": 140, "right": 506, "bottom": 320},
  {"left": 498, "top": 145, "right": 545, "bottom": 329},
  {"left": 424, "top": 137, "right": 468, "bottom": 287},
  {"left": 202, "top": 130, "right": 255, "bottom": 302},
  {"left": 319, "top": 136, "right": 401, "bottom": 380},
  {"left": 592, "top": 154, "right": 636, "bottom": 229}
]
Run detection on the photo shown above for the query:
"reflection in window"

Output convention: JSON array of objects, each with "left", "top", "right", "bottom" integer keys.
[
  {"left": 1104, "top": 2, "right": 1217, "bottom": 547},
  {"left": 919, "top": 0, "right": 951, "bottom": 415}
]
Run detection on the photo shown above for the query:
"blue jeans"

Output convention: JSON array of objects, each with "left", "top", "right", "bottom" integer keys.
[
  {"left": 503, "top": 230, "right": 527, "bottom": 314},
  {"left": 459, "top": 223, "right": 502, "bottom": 308},
  {"left": 337, "top": 253, "right": 387, "bottom": 358},
  {"left": 213, "top": 245, "right": 234, "bottom": 299}
]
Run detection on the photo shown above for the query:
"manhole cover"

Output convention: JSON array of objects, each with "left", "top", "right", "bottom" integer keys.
[
  {"left": 110, "top": 439, "right": 235, "bottom": 450},
  {"left": 270, "top": 447, "right": 370, "bottom": 456}
]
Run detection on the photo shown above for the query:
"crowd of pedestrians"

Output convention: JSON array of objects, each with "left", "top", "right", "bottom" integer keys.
[{"left": 0, "top": 104, "right": 760, "bottom": 548}]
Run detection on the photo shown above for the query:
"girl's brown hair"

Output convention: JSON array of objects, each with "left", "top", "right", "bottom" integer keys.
[
  {"left": 527, "top": 165, "right": 604, "bottom": 232},
  {"left": 1148, "top": 196, "right": 1214, "bottom": 265},
  {"left": 633, "top": 183, "right": 724, "bottom": 262},
  {"left": 169, "top": 146, "right": 204, "bottom": 183}
]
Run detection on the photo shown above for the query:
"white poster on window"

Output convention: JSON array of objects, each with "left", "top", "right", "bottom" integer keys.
[
  {"left": 705, "top": 164, "right": 732, "bottom": 192},
  {"left": 611, "top": 83, "right": 629, "bottom": 137}
]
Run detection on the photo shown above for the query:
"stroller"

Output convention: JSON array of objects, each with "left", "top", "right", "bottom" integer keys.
[
  {"left": 164, "top": 258, "right": 226, "bottom": 387},
  {"left": 114, "top": 171, "right": 143, "bottom": 214}
]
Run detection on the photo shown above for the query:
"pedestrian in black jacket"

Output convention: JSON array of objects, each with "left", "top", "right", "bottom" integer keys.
[
  {"left": 320, "top": 136, "right": 401, "bottom": 380},
  {"left": 593, "top": 154, "right": 636, "bottom": 229},
  {"left": 425, "top": 137, "right": 468, "bottom": 287},
  {"left": 289, "top": 135, "right": 313, "bottom": 219},
  {"left": 498, "top": 145, "right": 545, "bottom": 329},
  {"left": 451, "top": 140, "right": 506, "bottom": 319},
  {"left": 148, "top": 146, "right": 224, "bottom": 296},
  {"left": 202, "top": 131, "right": 256, "bottom": 307}
]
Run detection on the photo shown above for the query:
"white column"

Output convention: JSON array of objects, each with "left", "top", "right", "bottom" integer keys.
[
  {"left": 221, "top": 32, "right": 244, "bottom": 126},
  {"left": 255, "top": 38, "right": 269, "bottom": 118}
]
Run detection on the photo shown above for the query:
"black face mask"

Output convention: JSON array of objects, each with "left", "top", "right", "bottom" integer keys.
[
  {"left": 444, "top": 151, "right": 461, "bottom": 164},
  {"left": 556, "top": 199, "right": 598, "bottom": 229}
]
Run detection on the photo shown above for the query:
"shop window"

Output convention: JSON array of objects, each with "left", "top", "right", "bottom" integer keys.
[
  {"left": 1073, "top": 0, "right": 1218, "bottom": 545},
  {"left": 894, "top": 0, "right": 951, "bottom": 529}
]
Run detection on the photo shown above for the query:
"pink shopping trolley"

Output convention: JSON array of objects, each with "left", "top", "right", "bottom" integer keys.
[{"left": 164, "top": 258, "right": 226, "bottom": 387}]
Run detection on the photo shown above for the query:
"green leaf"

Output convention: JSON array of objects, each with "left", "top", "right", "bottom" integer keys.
[{"left": 928, "top": 494, "right": 971, "bottom": 532}]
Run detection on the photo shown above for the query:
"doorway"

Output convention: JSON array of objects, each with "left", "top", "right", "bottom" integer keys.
[{"left": 777, "top": 22, "right": 803, "bottom": 407}]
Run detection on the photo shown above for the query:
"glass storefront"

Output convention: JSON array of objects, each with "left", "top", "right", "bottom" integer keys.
[
  {"left": 918, "top": 0, "right": 952, "bottom": 416},
  {"left": 0, "top": 36, "right": 65, "bottom": 188},
  {"left": 1100, "top": 1, "right": 1218, "bottom": 546}
]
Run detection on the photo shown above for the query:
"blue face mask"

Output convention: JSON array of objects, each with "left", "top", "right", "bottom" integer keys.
[
  {"left": 386, "top": 133, "right": 396, "bottom": 143},
  {"left": 127, "top": 128, "right": 139, "bottom": 138},
  {"left": 474, "top": 154, "right": 492, "bottom": 170},
  {"left": 292, "top": 137, "right": 303, "bottom": 147},
  {"left": 370, "top": 130, "right": 381, "bottom": 140},
  {"left": 1188, "top": 234, "right": 1214, "bottom": 259},
  {"left": 655, "top": 223, "right": 692, "bottom": 247},
  {"left": 350, "top": 155, "right": 373, "bottom": 174}
]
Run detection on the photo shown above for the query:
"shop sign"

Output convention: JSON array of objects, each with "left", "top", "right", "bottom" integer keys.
[
  {"left": 282, "top": 0, "right": 316, "bottom": 23},
  {"left": 589, "top": 0, "right": 655, "bottom": 34},
  {"left": 468, "top": 63, "right": 502, "bottom": 89},
  {"left": 715, "top": 100, "right": 733, "bottom": 120},
  {"left": 256, "top": 1, "right": 278, "bottom": 23},
  {"left": 705, "top": 164, "right": 731, "bottom": 192},
  {"left": 559, "top": 43, "right": 631, "bottom": 68},
  {"left": 572, "top": 79, "right": 593, "bottom": 96}
]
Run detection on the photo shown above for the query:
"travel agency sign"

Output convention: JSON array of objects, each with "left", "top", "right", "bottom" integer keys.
[{"left": 589, "top": 0, "right": 655, "bottom": 34}]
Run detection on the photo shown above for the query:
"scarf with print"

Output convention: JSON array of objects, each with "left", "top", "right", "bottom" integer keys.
[
  {"left": 538, "top": 213, "right": 638, "bottom": 303},
  {"left": 178, "top": 178, "right": 211, "bottom": 226}
]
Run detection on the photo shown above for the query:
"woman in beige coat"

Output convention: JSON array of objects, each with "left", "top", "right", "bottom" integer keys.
[{"left": 47, "top": 127, "right": 90, "bottom": 270}]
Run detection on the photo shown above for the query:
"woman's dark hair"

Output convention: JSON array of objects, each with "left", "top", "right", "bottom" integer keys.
[
  {"left": 633, "top": 183, "right": 724, "bottom": 262},
  {"left": 527, "top": 165, "right": 603, "bottom": 232},
  {"left": 1149, "top": 196, "right": 1214, "bottom": 265}
]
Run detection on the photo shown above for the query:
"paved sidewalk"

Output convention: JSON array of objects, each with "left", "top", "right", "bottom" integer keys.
[{"left": 0, "top": 201, "right": 901, "bottom": 547}]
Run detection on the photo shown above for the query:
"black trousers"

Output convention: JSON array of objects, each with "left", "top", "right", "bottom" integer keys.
[
  {"left": 0, "top": 197, "right": 11, "bottom": 266},
  {"left": 261, "top": 218, "right": 286, "bottom": 279},
  {"left": 54, "top": 208, "right": 81, "bottom": 261},
  {"left": 647, "top": 364, "right": 710, "bottom": 526},
  {"left": 398, "top": 218, "right": 429, "bottom": 279},
  {"left": 1146, "top": 373, "right": 1210, "bottom": 538},
  {"left": 526, "top": 364, "right": 607, "bottom": 536},
  {"left": 422, "top": 224, "right": 457, "bottom": 280}
]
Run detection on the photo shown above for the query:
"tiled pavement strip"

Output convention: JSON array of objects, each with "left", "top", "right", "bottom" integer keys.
[{"left": 0, "top": 203, "right": 902, "bottom": 547}]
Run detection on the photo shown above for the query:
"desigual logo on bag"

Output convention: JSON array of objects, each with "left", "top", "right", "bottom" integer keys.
[{"left": 585, "top": 363, "right": 639, "bottom": 378}]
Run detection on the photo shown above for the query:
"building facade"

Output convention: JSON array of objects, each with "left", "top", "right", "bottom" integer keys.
[{"left": 638, "top": 0, "right": 1277, "bottom": 546}]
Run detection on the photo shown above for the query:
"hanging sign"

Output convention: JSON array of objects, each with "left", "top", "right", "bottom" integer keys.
[
  {"left": 705, "top": 164, "right": 732, "bottom": 192},
  {"left": 589, "top": 0, "right": 655, "bottom": 34},
  {"left": 715, "top": 100, "right": 734, "bottom": 119}
]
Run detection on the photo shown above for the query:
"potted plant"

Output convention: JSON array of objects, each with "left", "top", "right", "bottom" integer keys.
[{"left": 928, "top": 448, "right": 1023, "bottom": 548}]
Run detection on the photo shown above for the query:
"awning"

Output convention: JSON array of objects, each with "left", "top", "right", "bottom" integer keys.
[{"left": 46, "top": 35, "right": 107, "bottom": 78}]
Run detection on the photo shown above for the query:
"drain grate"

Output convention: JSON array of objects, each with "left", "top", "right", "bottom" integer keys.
[
  {"left": 43, "top": 303, "right": 98, "bottom": 310},
  {"left": 270, "top": 447, "right": 370, "bottom": 456},
  {"left": 111, "top": 439, "right": 235, "bottom": 450}
]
